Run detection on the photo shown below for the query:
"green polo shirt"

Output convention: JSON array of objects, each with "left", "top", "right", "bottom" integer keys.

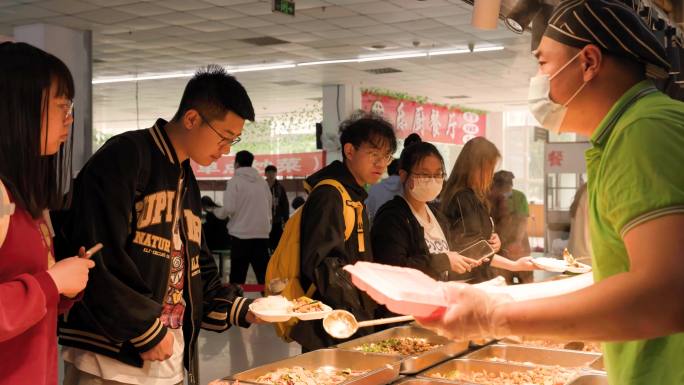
[
  {"left": 508, "top": 189, "right": 529, "bottom": 217},
  {"left": 586, "top": 80, "right": 684, "bottom": 385}
]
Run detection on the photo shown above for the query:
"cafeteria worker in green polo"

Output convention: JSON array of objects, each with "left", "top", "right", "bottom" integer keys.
[{"left": 415, "top": 1, "right": 684, "bottom": 384}]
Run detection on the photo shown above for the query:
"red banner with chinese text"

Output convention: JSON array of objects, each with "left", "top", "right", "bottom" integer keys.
[
  {"left": 191, "top": 151, "right": 325, "bottom": 179},
  {"left": 361, "top": 91, "right": 487, "bottom": 145}
]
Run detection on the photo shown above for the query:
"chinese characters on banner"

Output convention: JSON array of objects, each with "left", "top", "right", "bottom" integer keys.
[
  {"left": 362, "top": 91, "right": 487, "bottom": 145},
  {"left": 191, "top": 151, "right": 325, "bottom": 179},
  {"left": 544, "top": 143, "right": 591, "bottom": 173},
  {"left": 547, "top": 150, "right": 564, "bottom": 167}
]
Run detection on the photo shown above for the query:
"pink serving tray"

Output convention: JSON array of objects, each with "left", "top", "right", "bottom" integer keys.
[{"left": 343, "top": 262, "right": 447, "bottom": 317}]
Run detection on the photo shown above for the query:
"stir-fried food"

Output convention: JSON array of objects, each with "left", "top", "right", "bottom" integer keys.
[
  {"left": 516, "top": 339, "right": 602, "bottom": 353},
  {"left": 432, "top": 366, "right": 578, "bottom": 385},
  {"left": 254, "top": 366, "right": 366, "bottom": 385},
  {"left": 355, "top": 337, "right": 440, "bottom": 356},
  {"left": 290, "top": 297, "right": 324, "bottom": 313}
]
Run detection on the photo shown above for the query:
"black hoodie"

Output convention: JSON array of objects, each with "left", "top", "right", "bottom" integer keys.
[{"left": 290, "top": 160, "right": 376, "bottom": 351}]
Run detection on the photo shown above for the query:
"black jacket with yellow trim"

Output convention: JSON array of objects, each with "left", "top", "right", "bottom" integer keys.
[
  {"left": 56, "top": 119, "right": 251, "bottom": 385},
  {"left": 290, "top": 161, "right": 377, "bottom": 351}
]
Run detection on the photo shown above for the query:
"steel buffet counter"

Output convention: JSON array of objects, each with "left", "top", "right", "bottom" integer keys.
[{"left": 222, "top": 325, "right": 607, "bottom": 385}]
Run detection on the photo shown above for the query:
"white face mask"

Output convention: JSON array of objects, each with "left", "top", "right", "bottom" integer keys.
[
  {"left": 528, "top": 51, "right": 588, "bottom": 134},
  {"left": 409, "top": 177, "right": 443, "bottom": 203}
]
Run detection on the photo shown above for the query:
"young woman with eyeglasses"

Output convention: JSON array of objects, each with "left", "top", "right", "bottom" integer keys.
[{"left": 0, "top": 42, "right": 95, "bottom": 385}]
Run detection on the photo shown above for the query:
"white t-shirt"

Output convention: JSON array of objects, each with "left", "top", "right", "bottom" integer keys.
[
  {"left": 405, "top": 198, "right": 450, "bottom": 254},
  {"left": 62, "top": 328, "right": 185, "bottom": 385}
]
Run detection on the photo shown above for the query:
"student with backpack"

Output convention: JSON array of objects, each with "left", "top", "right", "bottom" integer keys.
[
  {"left": 282, "top": 114, "right": 397, "bottom": 352},
  {"left": 57, "top": 66, "right": 260, "bottom": 385},
  {"left": 0, "top": 42, "right": 95, "bottom": 385}
]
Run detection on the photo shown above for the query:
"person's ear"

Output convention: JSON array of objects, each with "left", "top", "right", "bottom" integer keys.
[
  {"left": 183, "top": 109, "right": 202, "bottom": 131},
  {"left": 399, "top": 169, "right": 408, "bottom": 184},
  {"left": 579, "top": 44, "right": 602, "bottom": 82},
  {"left": 343, "top": 143, "right": 356, "bottom": 161}
]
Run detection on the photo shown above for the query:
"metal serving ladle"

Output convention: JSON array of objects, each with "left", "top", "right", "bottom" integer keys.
[{"left": 322, "top": 309, "right": 414, "bottom": 339}]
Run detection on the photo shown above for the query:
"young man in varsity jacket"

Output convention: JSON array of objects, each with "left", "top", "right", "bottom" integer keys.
[{"left": 56, "top": 66, "right": 258, "bottom": 385}]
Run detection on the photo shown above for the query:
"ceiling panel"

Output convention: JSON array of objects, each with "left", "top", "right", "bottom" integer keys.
[{"left": 1, "top": 0, "right": 540, "bottom": 127}]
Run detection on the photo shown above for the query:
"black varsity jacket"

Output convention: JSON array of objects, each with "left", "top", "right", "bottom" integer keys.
[{"left": 56, "top": 120, "right": 252, "bottom": 385}]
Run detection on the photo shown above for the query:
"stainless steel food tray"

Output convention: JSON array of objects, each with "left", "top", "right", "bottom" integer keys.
[
  {"left": 499, "top": 337, "right": 602, "bottom": 353},
  {"left": 417, "top": 358, "right": 582, "bottom": 385},
  {"left": 336, "top": 325, "right": 470, "bottom": 374},
  {"left": 225, "top": 348, "right": 401, "bottom": 385},
  {"left": 588, "top": 356, "right": 604, "bottom": 372},
  {"left": 392, "top": 378, "right": 463, "bottom": 385},
  {"left": 464, "top": 344, "right": 600, "bottom": 368},
  {"left": 566, "top": 374, "right": 609, "bottom": 385}
]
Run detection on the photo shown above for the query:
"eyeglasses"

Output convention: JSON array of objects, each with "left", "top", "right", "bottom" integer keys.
[
  {"left": 411, "top": 172, "right": 446, "bottom": 181},
  {"left": 362, "top": 149, "right": 394, "bottom": 165},
  {"left": 58, "top": 101, "right": 74, "bottom": 120},
  {"left": 198, "top": 112, "right": 241, "bottom": 147}
]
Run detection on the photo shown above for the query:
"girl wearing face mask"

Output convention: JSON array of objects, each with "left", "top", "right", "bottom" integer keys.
[
  {"left": 371, "top": 141, "right": 482, "bottom": 284},
  {"left": 440, "top": 138, "right": 536, "bottom": 283}
]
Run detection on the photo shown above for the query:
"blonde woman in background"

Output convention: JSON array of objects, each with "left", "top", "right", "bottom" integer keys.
[{"left": 440, "top": 137, "right": 536, "bottom": 283}]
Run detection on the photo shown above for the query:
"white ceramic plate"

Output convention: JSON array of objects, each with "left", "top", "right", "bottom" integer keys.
[
  {"left": 248, "top": 302, "right": 333, "bottom": 323},
  {"left": 533, "top": 257, "right": 592, "bottom": 274}
]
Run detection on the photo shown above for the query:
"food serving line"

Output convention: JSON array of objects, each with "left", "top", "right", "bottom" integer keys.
[
  {"left": 223, "top": 324, "right": 606, "bottom": 385},
  {"left": 222, "top": 260, "right": 604, "bottom": 385}
]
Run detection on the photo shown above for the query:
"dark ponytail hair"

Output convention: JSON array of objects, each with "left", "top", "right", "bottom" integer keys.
[
  {"left": 399, "top": 141, "right": 445, "bottom": 176},
  {"left": 0, "top": 42, "right": 74, "bottom": 218}
]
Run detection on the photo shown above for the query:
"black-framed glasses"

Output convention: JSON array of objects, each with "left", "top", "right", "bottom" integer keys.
[
  {"left": 198, "top": 112, "right": 241, "bottom": 146},
  {"left": 411, "top": 172, "right": 446, "bottom": 181}
]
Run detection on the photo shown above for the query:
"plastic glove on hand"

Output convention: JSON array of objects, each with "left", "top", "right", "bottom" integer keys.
[{"left": 415, "top": 282, "right": 513, "bottom": 341}]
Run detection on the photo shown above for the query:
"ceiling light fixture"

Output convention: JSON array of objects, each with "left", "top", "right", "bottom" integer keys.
[
  {"left": 357, "top": 52, "right": 428, "bottom": 62},
  {"left": 92, "top": 72, "right": 195, "bottom": 84},
  {"left": 505, "top": 0, "right": 542, "bottom": 34},
  {"left": 473, "top": 46, "right": 506, "bottom": 52},
  {"left": 228, "top": 63, "right": 297, "bottom": 73},
  {"left": 428, "top": 48, "right": 470, "bottom": 56},
  {"left": 92, "top": 45, "right": 504, "bottom": 84},
  {"left": 299, "top": 58, "right": 359, "bottom": 66}
]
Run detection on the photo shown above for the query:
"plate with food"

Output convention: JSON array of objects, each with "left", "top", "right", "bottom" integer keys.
[
  {"left": 533, "top": 249, "right": 592, "bottom": 274},
  {"left": 249, "top": 295, "right": 332, "bottom": 322}
]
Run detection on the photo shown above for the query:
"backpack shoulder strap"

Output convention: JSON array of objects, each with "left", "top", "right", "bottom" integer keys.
[
  {"left": 312, "top": 179, "right": 366, "bottom": 253},
  {"left": 0, "top": 179, "right": 16, "bottom": 248}
]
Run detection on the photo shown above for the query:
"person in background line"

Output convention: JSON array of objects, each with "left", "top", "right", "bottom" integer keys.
[
  {"left": 291, "top": 196, "right": 306, "bottom": 211},
  {"left": 440, "top": 137, "right": 536, "bottom": 283},
  {"left": 213, "top": 150, "right": 272, "bottom": 285},
  {"left": 365, "top": 158, "right": 401, "bottom": 222},
  {"left": 0, "top": 41, "right": 95, "bottom": 385},
  {"left": 265, "top": 165, "right": 289, "bottom": 251},
  {"left": 200, "top": 196, "right": 230, "bottom": 253},
  {"left": 403, "top": 133, "right": 422, "bottom": 148},
  {"left": 292, "top": 113, "right": 397, "bottom": 352},
  {"left": 567, "top": 182, "right": 592, "bottom": 261},
  {"left": 489, "top": 171, "right": 533, "bottom": 284},
  {"left": 417, "top": 2, "right": 684, "bottom": 384}
]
